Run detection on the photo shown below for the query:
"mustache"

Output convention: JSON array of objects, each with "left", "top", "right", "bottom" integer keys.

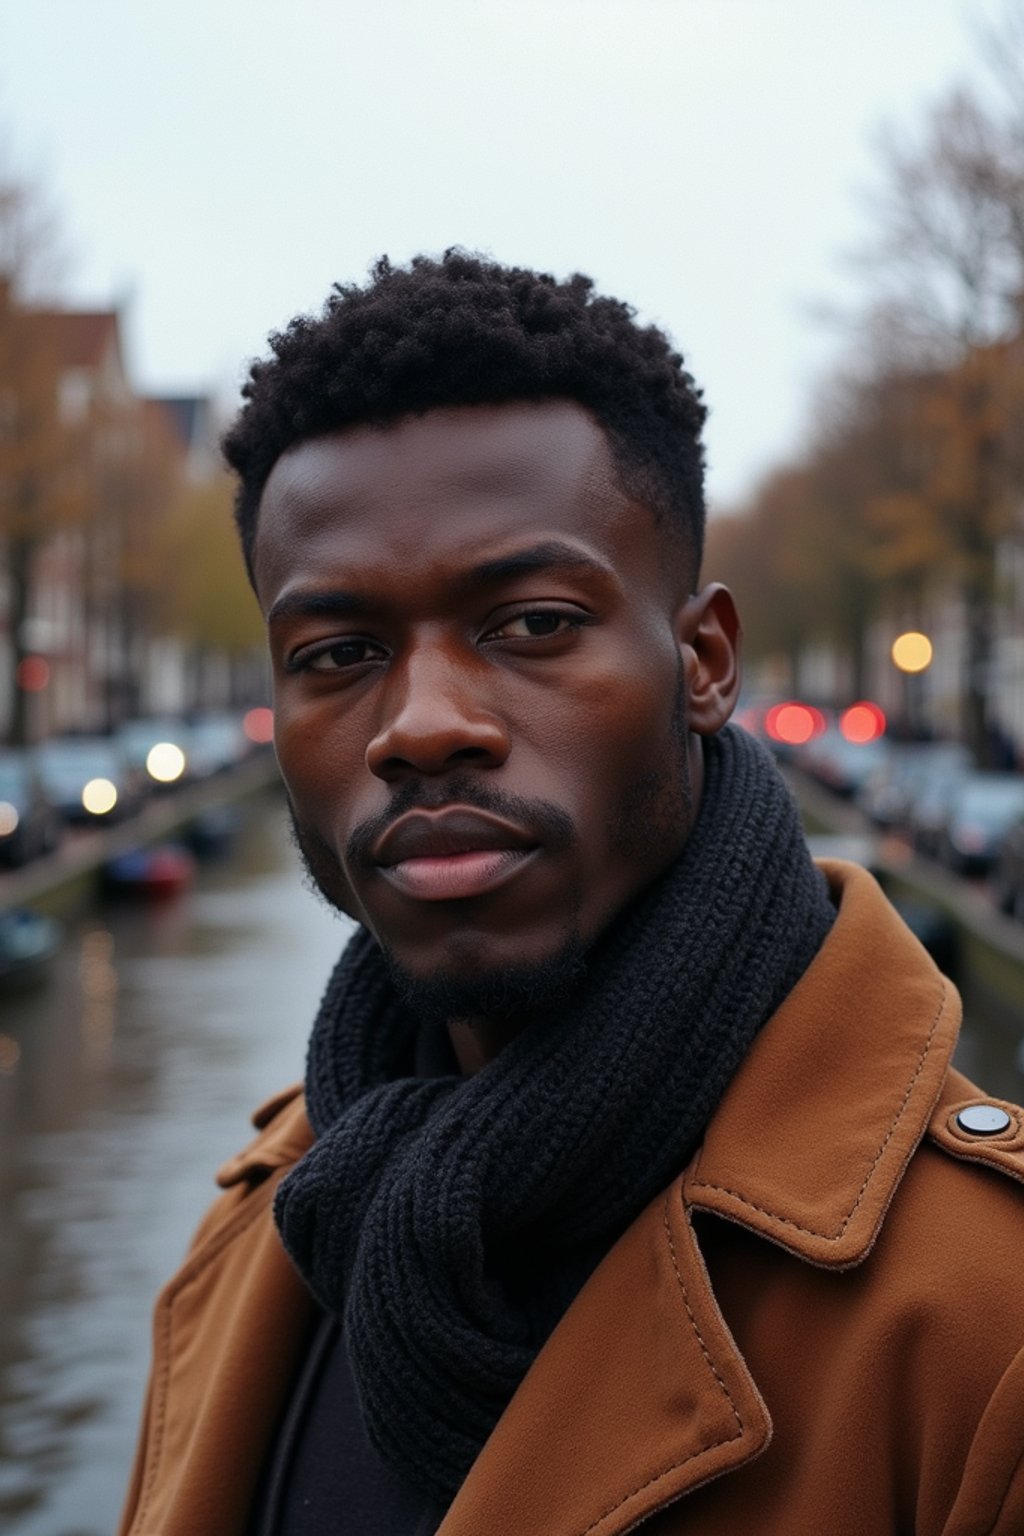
[{"left": 345, "top": 776, "right": 578, "bottom": 867}]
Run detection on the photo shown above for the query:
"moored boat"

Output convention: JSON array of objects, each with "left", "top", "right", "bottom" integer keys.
[
  {"left": 0, "top": 908, "right": 63, "bottom": 990},
  {"left": 103, "top": 843, "right": 196, "bottom": 899}
]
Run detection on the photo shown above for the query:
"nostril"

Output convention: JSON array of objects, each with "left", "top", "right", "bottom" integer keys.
[{"left": 365, "top": 690, "right": 511, "bottom": 779}]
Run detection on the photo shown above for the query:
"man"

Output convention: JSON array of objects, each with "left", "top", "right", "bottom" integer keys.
[{"left": 120, "top": 253, "right": 1024, "bottom": 1535}]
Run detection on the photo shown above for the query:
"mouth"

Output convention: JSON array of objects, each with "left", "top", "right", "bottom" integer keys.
[{"left": 372, "top": 807, "right": 539, "bottom": 903}]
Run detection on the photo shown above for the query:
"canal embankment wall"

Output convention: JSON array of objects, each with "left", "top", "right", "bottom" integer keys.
[{"left": 0, "top": 750, "right": 283, "bottom": 918}]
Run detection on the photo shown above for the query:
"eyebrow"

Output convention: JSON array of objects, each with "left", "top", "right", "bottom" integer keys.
[
  {"left": 464, "top": 540, "right": 608, "bottom": 587},
  {"left": 267, "top": 540, "right": 611, "bottom": 625},
  {"left": 268, "top": 589, "right": 366, "bottom": 624}
]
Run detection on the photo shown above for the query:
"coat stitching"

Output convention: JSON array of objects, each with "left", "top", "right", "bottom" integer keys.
[
  {"left": 663, "top": 1201, "right": 744, "bottom": 1434},
  {"left": 688, "top": 980, "right": 949, "bottom": 1244},
  {"left": 932, "top": 1143, "right": 1024, "bottom": 1188},
  {"left": 575, "top": 1194, "right": 747, "bottom": 1536}
]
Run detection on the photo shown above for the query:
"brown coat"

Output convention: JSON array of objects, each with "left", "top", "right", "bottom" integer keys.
[{"left": 119, "top": 862, "right": 1024, "bottom": 1535}]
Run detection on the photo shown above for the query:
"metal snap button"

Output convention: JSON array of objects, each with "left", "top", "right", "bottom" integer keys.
[{"left": 956, "top": 1104, "right": 1013, "bottom": 1136}]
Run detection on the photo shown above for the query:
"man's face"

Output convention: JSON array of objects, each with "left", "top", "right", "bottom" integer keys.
[{"left": 253, "top": 401, "right": 737, "bottom": 1016}]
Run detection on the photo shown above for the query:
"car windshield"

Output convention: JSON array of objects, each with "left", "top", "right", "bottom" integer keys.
[
  {"left": 954, "top": 777, "right": 1024, "bottom": 825},
  {"left": 190, "top": 719, "right": 234, "bottom": 746},
  {"left": 38, "top": 741, "right": 120, "bottom": 776},
  {"left": 0, "top": 762, "right": 28, "bottom": 796},
  {"left": 896, "top": 744, "right": 970, "bottom": 787},
  {"left": 119, "top": 721, "right": 184, "bottom": 751}
]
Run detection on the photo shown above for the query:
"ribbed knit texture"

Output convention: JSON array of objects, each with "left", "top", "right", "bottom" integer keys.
[{"left": 275, "top": 725, "right": 835, "bottom": 1505}]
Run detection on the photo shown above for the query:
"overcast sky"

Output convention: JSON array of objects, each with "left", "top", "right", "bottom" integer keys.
[{"left": 0, "top": 0, "right": 1004, "bottom": 508}]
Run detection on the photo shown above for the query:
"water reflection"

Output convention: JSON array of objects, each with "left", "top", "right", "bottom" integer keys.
[
  {"left": 79, "top": 932, "right": 117, "bottom": 1069},
  {"left": 0, "top": 794, "right": 350, "bottom": 1536}
]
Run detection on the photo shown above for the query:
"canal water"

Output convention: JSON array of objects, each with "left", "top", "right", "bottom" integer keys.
[
  {"left": 0, "top": 792, "right": 352, "bottom": 1536},
  {"left": 0, "top": 795, "right": 1021, "bottom": 1535}
]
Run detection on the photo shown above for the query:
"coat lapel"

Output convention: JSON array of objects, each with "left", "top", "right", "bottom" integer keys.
[{"left": 439, "top": 1178, "right": 771, "bottom": 1536}]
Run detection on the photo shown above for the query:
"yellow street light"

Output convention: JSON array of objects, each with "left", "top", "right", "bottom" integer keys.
[{"left": 891, "top": 631, "right": 933, "bottom": 674}]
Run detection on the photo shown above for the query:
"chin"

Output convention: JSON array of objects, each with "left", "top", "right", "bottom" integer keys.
[{"left": 379, "top": 930, "right": 588, "bottom": 1029}]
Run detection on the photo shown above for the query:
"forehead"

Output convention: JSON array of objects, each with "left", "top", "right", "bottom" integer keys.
[{"left": 252, "top": 401, "right": 661, "bottom": 605}]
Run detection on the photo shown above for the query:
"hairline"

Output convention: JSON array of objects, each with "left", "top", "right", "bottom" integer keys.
[{"left": 246, "top": 397, "right": 701, "bottom": 596}]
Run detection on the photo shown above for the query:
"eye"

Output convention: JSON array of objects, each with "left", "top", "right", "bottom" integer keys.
[
  {"left": 485, "top": 608, "right": 585, "bottom": 641},
  {"left": 291, "top": 637, "right": 387, "bottom": 673}
]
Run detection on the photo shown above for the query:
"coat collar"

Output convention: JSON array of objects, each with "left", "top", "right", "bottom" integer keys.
[
  {"left": 441, "top": 860, "right": 961, "bottom": 1535},
  {"left": 685, "top": 858, "right": 960, "bottom": 1268},
  {"left": 215, "top": 1083, "right": 312, "bottom": 1188}
]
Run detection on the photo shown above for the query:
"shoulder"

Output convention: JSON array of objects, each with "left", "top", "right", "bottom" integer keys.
[
  {"left": 907, "top": 1067, "right": 1024, "bottom": 1255},
  {"left": 843, "top": 1068, "right": 1024, "bottom": 1462},
  {"left": 698, "top": 1068, "right": 1024, "bottom": 1532},
  {"left": 884, "top": 1069, "right": 1024, "bottom": 1323},
  {"left": 926, "top": 1069, "right": 1024, "bottom": 1192}
]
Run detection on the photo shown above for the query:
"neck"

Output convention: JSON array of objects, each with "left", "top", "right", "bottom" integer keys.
[{"left": 447, "top": 1014, "right": 526, "bottom": 1074}]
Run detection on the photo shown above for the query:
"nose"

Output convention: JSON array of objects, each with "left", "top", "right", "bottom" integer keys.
[{"left": 364, "top": 641, "right": 511, "bottom": 781}]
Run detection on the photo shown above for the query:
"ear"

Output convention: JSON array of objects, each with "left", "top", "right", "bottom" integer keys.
[{"left": 674, "top": 583, "right": 742, "bottom": 736}]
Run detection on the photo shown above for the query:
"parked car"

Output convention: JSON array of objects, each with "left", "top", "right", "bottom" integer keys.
[
  {"left": 36, "top": 736, "right": 142, "bottom": 824},
  {"left": 797, "top": 726, "right": 890, "bottom": 798},
  {"left": 907, "top": 758, "right": 974, "bottom": 860},
  {"left": 0, "top": 750, "right": 62, "bottom": 866},
  {"left": 185, "top": 713, "right": 249, "bottom": 778},
  {"left": 940, "top": 772, "right": 1024, "bottom": 876},
  {"left": 116, "top": 718, "right": 192, "bottom": 788},
  {"left": 991, "top": 812, "right": 1024, "bottom": 920},
  {"left": 858, "top": 741, "right": 972, "bottom": 834}
]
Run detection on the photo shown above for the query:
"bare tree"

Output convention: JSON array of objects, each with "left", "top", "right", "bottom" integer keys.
[{"left": 858, "top": 68, "right": 1024, "bottom": 762}]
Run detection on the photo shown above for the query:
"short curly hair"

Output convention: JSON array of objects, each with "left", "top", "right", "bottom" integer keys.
[{"left": 223, "top": 250, "right": 708, "bottom": 585}]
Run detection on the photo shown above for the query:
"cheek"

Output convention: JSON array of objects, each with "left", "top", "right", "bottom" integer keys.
[
  {"left": 272, "top": 698, "right": 360, "bottom": 827},
  {"left": 530, "top": 658, "right": 684, "bottom": 820}
]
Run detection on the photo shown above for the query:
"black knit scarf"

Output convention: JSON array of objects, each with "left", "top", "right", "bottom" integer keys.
[{"left": 275, "top": 725, "right": 835, "bottom": 1506}]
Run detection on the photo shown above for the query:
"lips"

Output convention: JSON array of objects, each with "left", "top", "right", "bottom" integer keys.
[{"left": 372, "top": 808, "right": 538, "bottom": 901}]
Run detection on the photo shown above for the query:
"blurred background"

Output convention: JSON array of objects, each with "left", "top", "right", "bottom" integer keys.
[{"left": 1, "top": 1, "right": 1023, "bottom": 1531}]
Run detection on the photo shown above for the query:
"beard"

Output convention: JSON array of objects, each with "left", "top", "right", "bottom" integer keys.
[
  {"left": 286, "top": 683, "right": 692, "bottom": 1031},
  {"left": 378, "top": 924, "right": 589, "bottom": 1030}
]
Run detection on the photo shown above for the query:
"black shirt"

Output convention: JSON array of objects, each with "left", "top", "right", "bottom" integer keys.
[
  {"left": 247, "top": 1309, "right": 446, "bottom": 1536},
  {"left": 248, "top": 1020, "right": 457, "bottom": 1535}
]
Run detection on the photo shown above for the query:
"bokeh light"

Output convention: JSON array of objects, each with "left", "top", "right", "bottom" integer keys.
[
  {"left": 82, "top": 778, "right": 118, "bottom": 816},
  {"left": 146, "top": 742, "right": 186, "bottom": 783},
  {"left": 764, "top": 701, "right": 826, "bottom": 746},
  {"left": 243, "top": 707, "right": 274, "bottom": 745},
  {"left": 0, "top": 802, "right": 20, "bottom": 836},
  {"left": 891, "top": 632, "right": 933, "bottom": 674},
  {"left": 839, "top": 701, "right": 887, "bottom": 743},
  {"left": 16, "top": 656, "right": 50, "bottom": 692}
]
